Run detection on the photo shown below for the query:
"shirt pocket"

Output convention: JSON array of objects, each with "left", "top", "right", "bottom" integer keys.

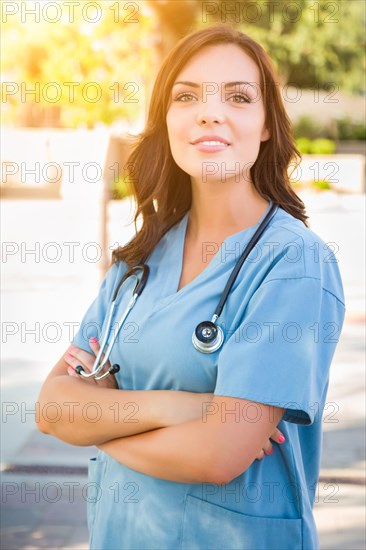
[
  {"left": 180, "top": 494, "right": 303, "bottom": 550},
  {"left": 87, "top": 456, "right": 107, "bottom": 541}
]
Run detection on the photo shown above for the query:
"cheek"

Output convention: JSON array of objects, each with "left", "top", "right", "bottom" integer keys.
[
  {"left": 248, "top": 109, "right": 267, "bottom": 136},
  {"left": 234, "top": 105, "right": 266, "bottom": 134},
  {"left": 166, "top": 113, "right": 188, "bottom": 153},
  {"left": 167, "top": 109, "right": 185, "bottom": 131}
]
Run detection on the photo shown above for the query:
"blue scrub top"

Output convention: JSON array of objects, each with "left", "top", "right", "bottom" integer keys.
[{"left": 72, "top": 201, "right": 346, "bottom": 550}]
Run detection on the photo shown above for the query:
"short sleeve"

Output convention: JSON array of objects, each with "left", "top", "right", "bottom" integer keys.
[
  {"left": 71, "top": 261, "right": 126, "bottom": 354},
  {"left": 214, "top": 277, "right": 346, "bottom": 425}
]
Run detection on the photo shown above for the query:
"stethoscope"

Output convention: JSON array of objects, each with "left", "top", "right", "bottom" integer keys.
[{"left": 76, "top": 202, "right": 278, "bottom": 379}]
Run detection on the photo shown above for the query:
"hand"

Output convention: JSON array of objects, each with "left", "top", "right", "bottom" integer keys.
[
  {"left": 255, "top": 427, "right": 286, "bottom": 460},
  {"left": 64, "top": 338, "right": 119, "bottom": 390}
]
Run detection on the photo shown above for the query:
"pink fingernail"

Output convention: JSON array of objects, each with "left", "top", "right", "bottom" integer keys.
[
  {"left": 278, "top": 435, "right": 286, "bottom": 443},
  {"left": 90, "top": 337, "right": 98, "bottom": 343},
  {"left": 66, "top": 353, "right": 73, "bottom": 358},
  {"left": 268, "top": 448, "right": 274, "bottom": 455},
  {"left": 67, "top": 367, "right": 75, "bottom": 376}
]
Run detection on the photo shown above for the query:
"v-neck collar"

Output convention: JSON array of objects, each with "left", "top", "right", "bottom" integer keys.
[{"left": 165, "top": 199, "right": 274, "bottom": 300}]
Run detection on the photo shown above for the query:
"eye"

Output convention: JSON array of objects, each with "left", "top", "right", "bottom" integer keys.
[
  {"left": 228, "top": 93, "right": 251, "bottom": 104},
  {"left": 173, "top": 92, "right": 197, "bottom": 102}
]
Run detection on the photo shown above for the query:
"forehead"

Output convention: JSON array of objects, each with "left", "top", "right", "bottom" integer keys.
[{"left": 175, "top": 43, "right": 261, "bottom": 86}]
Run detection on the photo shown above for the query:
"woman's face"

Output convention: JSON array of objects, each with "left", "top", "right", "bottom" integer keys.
[{"left": 166, "top": 44, "right": 270, "bottom": 185}]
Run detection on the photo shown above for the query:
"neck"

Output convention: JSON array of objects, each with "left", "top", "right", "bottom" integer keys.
[{"left": 187, "top": 179, "right": 270, "bottom": 241}]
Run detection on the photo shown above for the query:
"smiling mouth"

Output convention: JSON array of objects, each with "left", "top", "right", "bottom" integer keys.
[
  {"left": 195, "top": 141, "right": 230, "bottom": 147},
  {"left": 190, "top": 140, "right": 231, "bottom": 152}
]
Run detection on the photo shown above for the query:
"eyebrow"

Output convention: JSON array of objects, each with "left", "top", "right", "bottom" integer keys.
[{"left": 172, "top": 81, "right": 256, "bottom": 88}]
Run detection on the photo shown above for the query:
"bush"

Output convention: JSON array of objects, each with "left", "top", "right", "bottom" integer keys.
[
  {"left": 292, "top": 114, "right": 366, "bottom": 141},
  {"left": 292, "top": 116, "right": 331, "bottom": 140},
  {"left": 309, "top": 138, "right": 336, "bottom": 154},
  {"left": 310, "top": 180, "right": 332, "bottom": 191},
  {"left": 110, "top": 175, "right": 131, "bottom": 200},
  {"left": 296, "top": 137, "right": 336, "bottom": 154},
  {"left": 335, "top": 116, "right": 366, "bottom": 140},
  {"left": 296, "top": 137, "right": 312, "bottom": 153}
]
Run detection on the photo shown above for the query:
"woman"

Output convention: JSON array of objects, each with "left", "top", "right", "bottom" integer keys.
[{"left": 37, "top": 25, "right": 345, "bottom": 549}]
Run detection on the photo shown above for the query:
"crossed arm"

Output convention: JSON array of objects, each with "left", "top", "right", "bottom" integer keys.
[
  {"left": 97, "top": 397, "right": 284, "bottom": 484},
  {"left": 37, "top": 342, "right": 284, "bottom": 484}
]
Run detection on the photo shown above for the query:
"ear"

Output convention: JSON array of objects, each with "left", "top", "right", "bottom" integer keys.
[{"left": 260, "top": 127, "right": 270, "bottom": 142}]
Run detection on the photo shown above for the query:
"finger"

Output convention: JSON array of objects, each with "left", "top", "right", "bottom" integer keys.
[
  {"left": 64, "top": 352, "right": 90, "bottom": 373},
  {"left": 67, "top": 366, "right": 78, "bottom": 378},
  {"left": 88, "top": 337, "right": 101, "bottom": 357},
  {"left": 262, "top": 440, "right": 274, "bottom": 456},
  {"left": 64, "top": 355, "right": 96, "bottom": 384},
  {"left": 255, "top": 449, "right": 265, "bottom": 461},
  {"left": 64, "top": 353, "right": 93, "bottom": 380},
  {"left": 65, "top": 346, "right": 94, "bottom": 373},
  {"left": 89, "top": 337, "right": 111, "bottom": 370},
  {"left": 269, "top": 428, "right": 286, "bottom": 444}
]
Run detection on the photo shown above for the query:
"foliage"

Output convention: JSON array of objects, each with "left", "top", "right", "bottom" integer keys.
[
  {"left": 309, "top": 139, "right": 336, "bottom": 155},
  {"left": 292, "top": 116, "right": 331, "bottom": 139},
  {"left": 335, "top": 116, "right": 366, "bottom": 141},
  {"left": 194, "top": 0, "right": 365, "bottom": 94},
  {"left": 1, "top": 0, "right": 364, "bottom": 128},
  {"left": 295, "top": 137, "right": 312, "bottom": 153},
  {"left": 296, "top": 137, "right": 336, "bottom": 154},
  {"left": 1, "top": 1, "right": 155, "bottom": 127},
  {"left": 110, "top": 174, "right": 131, "bottom": 200},
  {"left": 293, "top": 114, "right": 366, "bottom": 142},
  {"left": 310, "top": 180, "right": 332, "bottom": 191}
]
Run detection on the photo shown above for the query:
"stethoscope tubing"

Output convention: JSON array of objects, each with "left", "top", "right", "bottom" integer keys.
[
  {"left": 77, "top": 266, "right": 149, "bottom": 379},
  {"left": 77, "top": 203, "right": 278, "bottom": 376},
  {"left": 214, "top": 202, "right": 278, "bottom": 318}
]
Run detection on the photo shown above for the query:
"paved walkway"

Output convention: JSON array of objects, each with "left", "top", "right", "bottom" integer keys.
[{"left": 1, "top": 192, "right": 365, "bottom": 549}]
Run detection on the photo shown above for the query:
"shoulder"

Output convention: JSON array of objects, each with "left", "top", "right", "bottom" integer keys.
[
  {"left": 259, "top": 207, "right": 345, "bottom": 306},
  {"left": 102, "top": 260, "right": 128, "bottom": 296}
]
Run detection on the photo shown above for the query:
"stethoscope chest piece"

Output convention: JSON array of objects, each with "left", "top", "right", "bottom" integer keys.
[
  {"left": 192, "top": 320, "right": 224, "bottom": 354},
  {"left": 191, "top": 202, "right": 278, "bottom": 355},
  {"left": 76, "top": 202, "right": 278, "bottom": 377}
]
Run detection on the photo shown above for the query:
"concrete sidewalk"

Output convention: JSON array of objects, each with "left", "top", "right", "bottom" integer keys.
[
  {"left": 1, "top": 320, "right": 364, "bottom": 550},
  {"left": 1, "top": 193, "right": 365, "bottom": 549},
  {"left": 1, "top": 319, "right": 365, "bottom": 550}
]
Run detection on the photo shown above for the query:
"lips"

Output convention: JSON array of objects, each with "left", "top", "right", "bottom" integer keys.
[{"left": 190, "top": 135, "right": 231, "bottom": 145}]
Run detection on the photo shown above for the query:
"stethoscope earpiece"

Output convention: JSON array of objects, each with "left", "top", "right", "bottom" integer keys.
[
  {"left": 74, "top": 265, "right": 149, "bottom": 381},
  {"left": 110, "top": 364, "right": 120, "bottom": 375},
  {"left": 75, "top": 363, "right": 120, "bottom": 379},
  {"left": 192, "top": 320, "right": 224, "bottom": 354}
]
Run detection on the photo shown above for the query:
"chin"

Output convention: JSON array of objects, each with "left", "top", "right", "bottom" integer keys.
[{"left": 191, "top": 173, "right": 240, "bottom": 186}]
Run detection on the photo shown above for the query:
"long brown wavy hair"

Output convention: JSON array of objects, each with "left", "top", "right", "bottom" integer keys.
[{"left": 112, "top": 24, "right": 307, "bottom": 269}]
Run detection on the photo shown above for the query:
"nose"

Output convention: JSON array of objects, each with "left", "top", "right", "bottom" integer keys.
[
  {"left": 196, "top": 98, "right": 225, "bottom": 126},
  {"left": 197, "top": 113, "right": 224, "bottom": 125}
]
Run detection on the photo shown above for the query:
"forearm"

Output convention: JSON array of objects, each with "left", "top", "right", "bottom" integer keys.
[
  {"left": 98, "top": 420, "right": 222, "bottom": 484},
  {"left": 97, "top": 398, "right": 285, "bottom": 484},
  {"left": 36, "top": 375, "right": 204, "bottom": 446}
]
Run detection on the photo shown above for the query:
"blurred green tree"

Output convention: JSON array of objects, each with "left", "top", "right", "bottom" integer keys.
[
  {"left": 194, "top": 0, "right": 365, "bottom": 93},
  {"left": 1, "top": 0, "right": 364, "bottom": 128},
  {"left": 1, "top": 1, "right": 156, "bottom": 127}
]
